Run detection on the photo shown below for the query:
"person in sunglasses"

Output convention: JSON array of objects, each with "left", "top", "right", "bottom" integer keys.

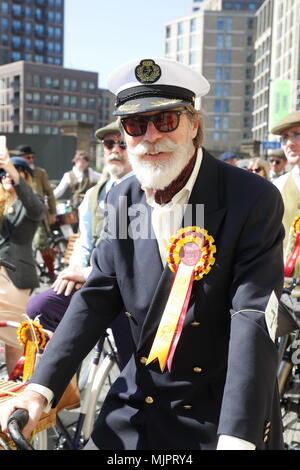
[
  {"left": 267, "top": 149, "right": 287, "bottom": 183},
  {"left": 0, "top": 152, "right": 44, "bottom": 375},
  {"left": 247, "top": 157, "right": 270, "bottom": 180},
  {"left": 24, "top": 120, "right": 133, "bottom": 370},
  {"left": 271, "top": 110, "right": 300, "bottom": 258},
  {"left": 0, "top": 58, "right": 285, "bottom": 451}
]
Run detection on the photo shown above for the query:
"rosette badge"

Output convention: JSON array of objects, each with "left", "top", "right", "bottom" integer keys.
[
  {"left": 285, "top": 214, "right": 300, "bottom": 278},
  {"left": 146, "top": 227, "right": 216, "bottom": 372},
  {"left": 167, "top": 227, "right": 216, "bottom": 280}
]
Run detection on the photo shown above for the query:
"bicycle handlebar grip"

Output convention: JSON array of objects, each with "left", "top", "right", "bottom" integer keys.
[{"left": 7, "top": 409, "right": 34, "bottom": 450}]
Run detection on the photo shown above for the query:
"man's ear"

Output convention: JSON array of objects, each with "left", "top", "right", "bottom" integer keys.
[{"left": 191, "top": 116, "right": 199, "bottom": 140}]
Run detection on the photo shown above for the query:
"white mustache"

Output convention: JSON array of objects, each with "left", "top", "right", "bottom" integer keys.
[
  {"left": 129, "top": 138, "right": 178, "bottom": 157},
  {"left": 107, "top": 153, "right": 124, "bottom": 163}
]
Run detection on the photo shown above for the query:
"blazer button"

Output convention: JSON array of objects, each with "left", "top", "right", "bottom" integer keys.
[
  {"left": 190, "top": 321, "right": 200, "bottom": 327},
  {"left": 145, "top": 396, "right": 154, "bottom": 404},
  {"left": 193, "top": 367, "right": 202, "bottom": 373},
  {"left": 125, "top": 312, "right": 133, "bottom": 319},
  {"left": 140, "top": 357, "right": 148, "bottom": 365},
  {"left": 183, "top": 404, "right": 193, "bottom": 409}
]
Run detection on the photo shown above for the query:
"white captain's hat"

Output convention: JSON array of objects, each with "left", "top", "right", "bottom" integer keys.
[{"left": 107, "top": 57, "right": 210, "bottom": 116}]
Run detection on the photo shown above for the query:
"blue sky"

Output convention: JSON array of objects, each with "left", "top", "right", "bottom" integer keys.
[{"left": 64, "top": 0, "right": 191, "bottom": 88}]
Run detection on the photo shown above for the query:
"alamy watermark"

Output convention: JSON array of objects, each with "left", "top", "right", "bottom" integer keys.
[{"left": 100, "top": 197, "right": 205, "bottom": 241}]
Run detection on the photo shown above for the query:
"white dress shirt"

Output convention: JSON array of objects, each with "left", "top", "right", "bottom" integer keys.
[{"left": 53, "top": 166, "right": 102, "bottom": 199}]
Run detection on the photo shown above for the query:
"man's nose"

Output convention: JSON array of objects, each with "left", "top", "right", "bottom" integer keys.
[{"left": 143, "top": 120, "right": 162, "bottom": 142}]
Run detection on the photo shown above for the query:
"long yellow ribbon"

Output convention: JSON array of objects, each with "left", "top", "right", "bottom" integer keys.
[{"left": 146, "top": 263, "right": 195, "bottom": 372}]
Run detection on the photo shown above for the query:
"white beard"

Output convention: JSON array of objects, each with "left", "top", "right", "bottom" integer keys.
[
  {"left": 106, "top": 153, "right": 127, "bottom": 178},
  {"left": 127, "top": 137, "right": 195, "bottom": 190}
]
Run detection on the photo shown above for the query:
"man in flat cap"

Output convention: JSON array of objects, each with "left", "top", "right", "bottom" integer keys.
[
  {"left": 0, "top": 58, "right": 285, "bottom": 451},
  {"left": 271, "top": 110, "right": 300, "bottom": 262},
  {"left": 53, "top": 150, "right": 102, "bottom": 212},
  {"left": 267, "top": 148, "right": 287, "bottom": 183}
]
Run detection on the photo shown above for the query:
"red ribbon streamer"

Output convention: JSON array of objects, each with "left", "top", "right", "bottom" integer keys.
[{"left": 285, "top": 232, "right": 300, "bottom": 277}]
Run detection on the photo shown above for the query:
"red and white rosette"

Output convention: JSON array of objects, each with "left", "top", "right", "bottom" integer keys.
[
  {"left": 146, "top": 226, "right": 216, "bottom": 372},
  {"left": 285, "top": 215, "right": 300, "bottom": 278}
]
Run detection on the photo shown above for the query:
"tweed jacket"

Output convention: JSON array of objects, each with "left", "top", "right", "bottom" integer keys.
[
  {"left": 30, "top": 149, "right": 285, "bottom": 450},
  {"left": 0, "top": 178, "right": 44, "bottom": 289}
]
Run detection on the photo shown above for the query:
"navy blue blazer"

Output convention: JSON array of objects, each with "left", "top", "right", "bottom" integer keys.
[{"left": 31, "top": 149, "right": 285, "bottom": 450}]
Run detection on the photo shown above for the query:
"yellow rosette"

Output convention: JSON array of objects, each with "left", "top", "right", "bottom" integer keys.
[
  {"left": 146, "top": 227, "right": 216, "bottom": 372},
  {"left": 17, "top": 320, "right": 47, "bottom": 382}
]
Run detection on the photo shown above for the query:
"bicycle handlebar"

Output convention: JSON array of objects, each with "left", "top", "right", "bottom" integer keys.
[{"left": 7, "top": 409, "right": 34, "bottom": 450}]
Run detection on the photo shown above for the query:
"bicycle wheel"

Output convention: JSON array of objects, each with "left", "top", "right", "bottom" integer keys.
[{"left": 81, "top": 353, "right": 119, "bottom": 442}]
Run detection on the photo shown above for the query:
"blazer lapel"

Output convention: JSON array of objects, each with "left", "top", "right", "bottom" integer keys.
[{"left": 137, "top": 150, "right": 227, "bottom": 353}]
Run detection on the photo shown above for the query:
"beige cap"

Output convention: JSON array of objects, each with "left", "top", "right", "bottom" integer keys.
[
  {"left": 271, "top": 110, "right": 300, "bottom": 135},
  {"left": 95, "top": 120, "right": 121, "bottom": 140}
]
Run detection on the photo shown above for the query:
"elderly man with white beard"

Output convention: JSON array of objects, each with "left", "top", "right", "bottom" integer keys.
[{"left": 0, "top": 58, "right": 285, "bottom": 451}]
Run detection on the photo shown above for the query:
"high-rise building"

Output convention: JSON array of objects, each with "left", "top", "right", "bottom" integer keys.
[
  {"left": 253, "top": 0, "right": 300, "bottom": 144},
  {"left": 165, "top": 3, "right": 260, "bottom": 153},
  {"left": 192, "top": 0, "right": 205, "bottom": 11},
  {"left": 0, "top": 61, "right": 99, "bottom": 134},
  {"left": 0, "top": 0, "right": 64, "bottom": 67}
]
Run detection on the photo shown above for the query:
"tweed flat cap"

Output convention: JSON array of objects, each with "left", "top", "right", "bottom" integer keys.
[{"left": 95, "top": 120, "right": 121, "bottom": 140}]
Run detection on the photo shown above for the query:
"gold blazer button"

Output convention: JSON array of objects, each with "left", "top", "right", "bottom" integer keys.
[
  {"left": 140, "top": 357, "right": 148, "bottom": 365},
  {"left": 193, "top": 367, "right": 202, "bottom": 373},
  {"left": 145, "top": 396, "right": 154, "bottom": 404}
]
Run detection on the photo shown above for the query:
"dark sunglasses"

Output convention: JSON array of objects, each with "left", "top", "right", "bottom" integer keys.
[
  {"left": 102, "top": 139, "right": 126, "bottom": 150},
  {"left": 248, "top": 167, "right": 262, "bottom": 173},
  {"left": 0, "top": 165, "right": 27, "bottom": 179},
  {"left": 268, "top": 159, "right": 281, "bottom": 165},
  {"left": 121, "top": 110, "right": 190, "bottom": 137}
]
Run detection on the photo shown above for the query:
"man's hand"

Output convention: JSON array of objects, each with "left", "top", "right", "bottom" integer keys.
[
  {"left": 0, "top": 390, "right": 46, "bottom": 439},
  {"left": 52, "top": 265, "right": 86, "bottom": 296}
]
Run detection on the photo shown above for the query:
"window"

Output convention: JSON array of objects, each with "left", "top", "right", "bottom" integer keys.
[
  {"left": 214, "top": 100, "right": 222, "bottom": 113},
  {"left": 166, "top": 26, "right": 171, "bottom": 39},
  {"left": 12, "top": 20, "right": 22, "bottom": 33},
  {"left": 1, "top": 2, "right": 8, "bottom": 15},
  {"left": 12, "top": 36, "right": 22, "bottom": 50},
  {"left": 190, "top": 18, "right": 197, "bottom": 33},
  {"left": 189, "top": 51, "right": 197, "bottom": 65},
  {"left": 177, "top": 22, "right": 184, "bottom": 35},
  {"left": 12, "top": 51, "right": 22, "bottom": 61},
  {"left": 12, "top": 4, "right": 22, "bottom": 17}
]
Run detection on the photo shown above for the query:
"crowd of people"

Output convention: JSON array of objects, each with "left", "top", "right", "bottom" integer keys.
[{"left": 0, "top": 55, "right": 299, "bottom": 451}]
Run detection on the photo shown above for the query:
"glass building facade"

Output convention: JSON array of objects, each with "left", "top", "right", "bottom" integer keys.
[{"left": 0, "top": 0, "right": 64, "bottom": 66}]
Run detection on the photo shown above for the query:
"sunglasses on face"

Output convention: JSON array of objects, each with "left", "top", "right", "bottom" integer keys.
[
  {"left": 102, "top": 139, "right": 127, "bottom": 150},
  {"left": 121, "top": 110, "right": 190, "bottom": 137},
  {"left": 248, "top": 167, "right": 262, "bottom": 173},
  {"left": 268, "top": 159, "right": 281, "bottom": 165},
  {"left": 0, "top": 165, "right": 26, "bottom": 180},
  {"left": 280, "top": 132, "right": 300, "bottom": 145}
]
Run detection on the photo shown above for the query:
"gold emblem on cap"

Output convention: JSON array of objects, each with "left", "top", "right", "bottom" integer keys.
[
  {"left": 135, "top": 59, "right": 161, "bottom": 84},
  {"left": 118, "top": 103, "right": 141, "bottom": 111},
  {"left": 150, "top": 99, "right": 182, "bottom": 107}
]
